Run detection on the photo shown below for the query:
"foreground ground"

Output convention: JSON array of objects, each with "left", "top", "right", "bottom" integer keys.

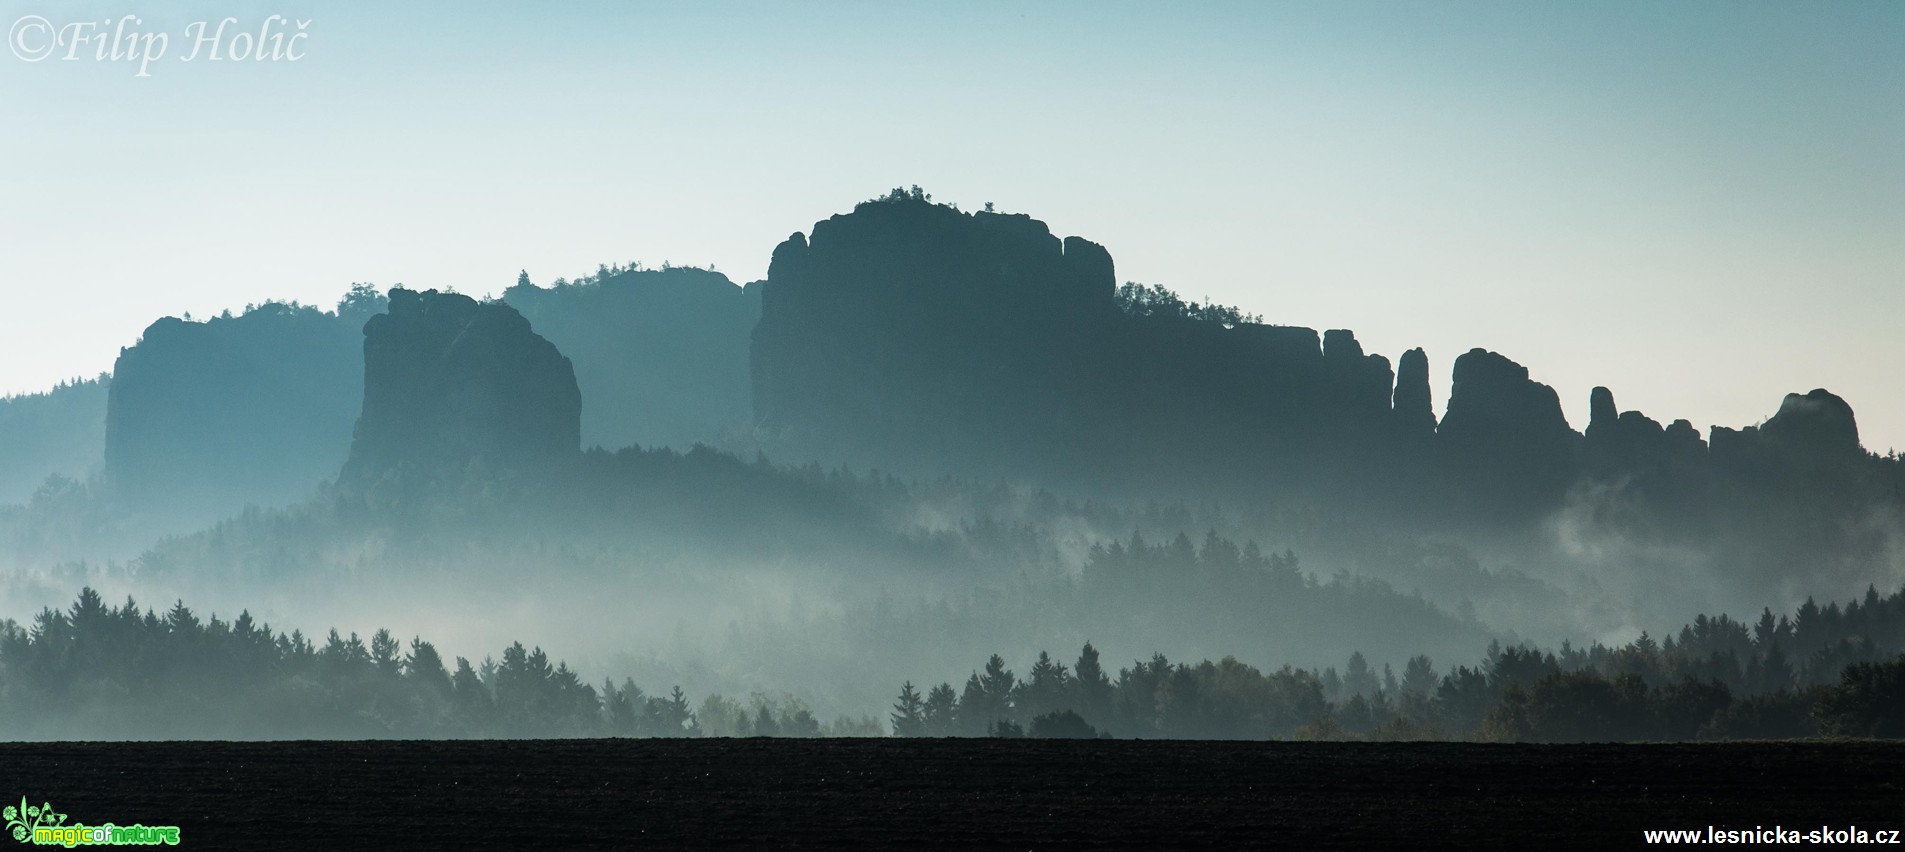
[{"left": 2, "top": 739, "right": 1900, "bottom": 848}]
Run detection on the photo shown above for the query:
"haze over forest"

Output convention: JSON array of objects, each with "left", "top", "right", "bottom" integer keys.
[
  {"left": 3, "top": 3, "right": 1901, "bottom": 742},
  {"left": 1, "top": 186, "right": 1903, "bottom": 739}
]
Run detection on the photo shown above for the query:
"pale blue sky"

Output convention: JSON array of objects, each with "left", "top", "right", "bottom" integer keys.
[{"left": 2, "top": 1, "right": 1901, "bottom": 448}]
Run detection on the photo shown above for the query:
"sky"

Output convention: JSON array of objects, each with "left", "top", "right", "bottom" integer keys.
[{"left": 2, "top": 1, "right": 1901, "bottom": 448}]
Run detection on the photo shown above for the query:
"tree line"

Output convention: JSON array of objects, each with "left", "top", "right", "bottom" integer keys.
[
  {"left": 1114, "top": 281, "right": 1263, "bottom": 326},
  {"left": 0, "top": 588, "right": 877, "bottom": 740},
  {"left": 10, "top": 581, "right": 1905, "bottom": 741},
  {"left": 891, "top": 583, "right": 1905, "bottom": 742}
]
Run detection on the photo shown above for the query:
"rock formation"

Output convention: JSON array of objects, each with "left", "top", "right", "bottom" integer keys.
[
  {"left": 84, "top": 191, "right": 1902, "bottom": 546},
  {"left": 753, "top": 195, "right": 1120, "bottom": 480},
  {"left": 1392, "top": 348, "right": 1437, "bottom": 439},
  {"left": 105, "top": 302, "right": 366, "bottom": 511},
  {"left": 1437, "top": 348, "right": 1579, "bottom": 514},
  {"left": 342, "top": 289, "right": 580, "bottom": 482},
  {"left": 1587, "top": 386, "right": 1619, "bottom": 441},
  {"left": 753, "top": 192, "right": 1438, "bottom": 499},
  {"left": 1760, "top": 389, "right": 1861, "bottom": 458}
]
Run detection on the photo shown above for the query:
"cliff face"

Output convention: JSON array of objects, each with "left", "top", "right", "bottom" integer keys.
[
  {"left": 91, "top": 272, "right": 743, "bottom": 510},
  {"left": 104, "top": 303, "right": 365, "bottom": 511},
  {"left": 98, "top": 273, "right": 755, "bottom": 511},
  {"left": 747, "top": 193, "right": 1902, "bottom": 534},
  {"left": 1760, "top": 389, "right": 1861, "bottom": 460},
  {"left": 1586, "top": 386, "right": 1867, "bottom": 494},
  {"left": 1437, "top": 348, "right": 1579, "bottom": 514},
  {"left": 751, "top": 195, "right": 1432, "bottom": 497},
  {"left": 753, "top": 199, "right": 1119, "bottom": 479},
  {"left": 504, "top": 267, "right": 758, "bottom": 452},
  {"left": 343, "top": 289, "right": 580, "bottom": 482},
  {"left": 1392, "top": 348, "right": 1437, "bottom": 440}
]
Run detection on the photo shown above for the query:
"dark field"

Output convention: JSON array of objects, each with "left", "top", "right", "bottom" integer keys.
[{"left": 4, "top": 739, "right": 1903, "bottom": 848}]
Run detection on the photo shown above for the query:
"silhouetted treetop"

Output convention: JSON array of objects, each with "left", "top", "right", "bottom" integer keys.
[{"left": 1114, "top": 282, "right": 1262, "bottom": 325}]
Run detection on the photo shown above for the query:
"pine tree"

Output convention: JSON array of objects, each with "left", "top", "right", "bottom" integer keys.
[
  {"left": 1345, "top": 651, "right": 1377, "bottom": 699},
  {"left": 1023, "top": 652, "right": 1072, "bottom": 720},
  {"left": 370, "top": 629, "right": 402, "bottom": 678},
  {"left": 1400, "top": 656, "right": 1437, "bottom": 697},
  {"left": 666, "top": 686, "right": 699, "bottom": 736},
  {"left": 891, "top": 681, "right": 926, "bottom": 737},
  {"left": 957, "top": 674, "right": 989, "bottom": 737},
  {"left": 979, "top": 654, "right": 1018, "bottom": 726},
  {"left": 1074, "top": 642, "right": 1112, "bottom": 724},
  {"left": 602, "top": 679, "right": 635, "bottom": 735},
  {"left": 922, "top": 683, "right": 958, "bottom": 736},
  {"left": 404, "top": 638, "right": 452, "bottom": 694},
  {"left": 753, "top": 703, "right": 780, "bottom": 737},
  {"left": 611, "top": 680, "right": 647, "bottom": 734}
]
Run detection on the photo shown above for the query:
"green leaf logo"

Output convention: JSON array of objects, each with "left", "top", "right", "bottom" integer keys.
[{"left": 5, "top": 797, "right": 67, "bottom": 844}]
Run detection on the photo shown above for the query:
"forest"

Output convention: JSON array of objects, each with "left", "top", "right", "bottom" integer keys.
[
  {"left": 888, "top": 581, "right": 1905, "bottom": 742},
  {"left": 5, "top": 581, "right": 1905, "bottom": 742},
  {"left": 0, "top": 588, "right": 879, "bottom": 740}
]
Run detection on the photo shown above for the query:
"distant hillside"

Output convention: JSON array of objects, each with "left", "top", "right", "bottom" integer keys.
[
  {"left": 0, "top": 376, "right": 109, "bottom": 504},
  {"left": 90, "top": 266, "right": 759, "bottom": 518},
  {"left": 504, "top": 264, "right": 758, "bottom": 452},
  {"left": 104, "top": 294, "right": 378, "bottom": 518}
]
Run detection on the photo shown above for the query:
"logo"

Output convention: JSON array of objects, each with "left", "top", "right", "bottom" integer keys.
[{"left": 5, "top": 798, "right": 179, "bottom": 847}]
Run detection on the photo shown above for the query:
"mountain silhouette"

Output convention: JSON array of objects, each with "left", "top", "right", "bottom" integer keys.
[
  {"left": 342, "top": 288, "right": 580, "bottom": 484},
  {"left": 747, "top": 190, "right": 1905, "bottom": 576},
  {"left": 0, "top": 187, "right": 1891, "bottom": 602}
]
